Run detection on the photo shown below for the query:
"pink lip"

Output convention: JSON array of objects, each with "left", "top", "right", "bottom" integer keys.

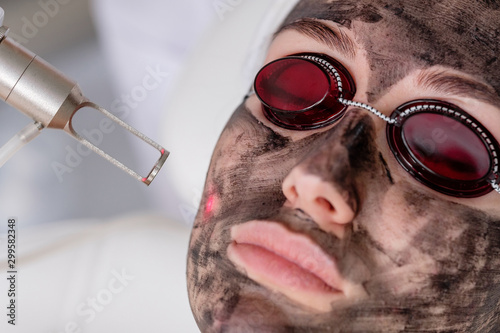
[{"left": 228, "top": 221, "right": 344, "bottom": 294}]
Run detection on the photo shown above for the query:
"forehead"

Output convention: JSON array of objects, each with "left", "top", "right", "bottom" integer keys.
[{"left": 283, "top": 0, "right": 500, "bottom": 97}]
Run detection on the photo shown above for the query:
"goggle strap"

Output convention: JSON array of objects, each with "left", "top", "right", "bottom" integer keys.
[
  {"left": 338, "top": 98, "right": 398, "bottom": 125},
  {"left": 491, "top": 176, "right": 500, "bottom": 194}
]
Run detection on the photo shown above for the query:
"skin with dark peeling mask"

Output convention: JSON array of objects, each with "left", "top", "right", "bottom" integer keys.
[
  {"left": 186, "top": 1, "right": 500, "bottom": 332},
  {"left": 284, "top": 0, "right": 500, "bottom": 102}
]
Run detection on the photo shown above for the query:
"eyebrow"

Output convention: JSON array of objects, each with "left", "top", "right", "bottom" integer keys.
[
  {"left": 417, "top": 69, "right": 500, "bottom": 107},
  {"left": 275, "top": 18, "right": 357, "bottom": 59}
]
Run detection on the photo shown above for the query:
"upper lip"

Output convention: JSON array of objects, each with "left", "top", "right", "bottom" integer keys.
[{"left": 230, "top": 220, "right": 345, "bottom": 292}]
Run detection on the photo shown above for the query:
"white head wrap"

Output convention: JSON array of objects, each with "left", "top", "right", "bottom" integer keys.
[{"left": 160, "top": 0, "right": 300, "bottom": 224}]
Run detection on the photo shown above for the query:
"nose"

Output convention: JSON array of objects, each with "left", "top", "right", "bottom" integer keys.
[
  {"left": 281, "top": 111, "right": 374, "bottom": 238},
  {"left": 282, "top": 166, "right": 355, "bottom": 238}
]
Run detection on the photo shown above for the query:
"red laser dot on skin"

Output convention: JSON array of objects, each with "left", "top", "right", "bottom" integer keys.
[{"left": 205, "top": 194, "right": 216, "bottom": 215}]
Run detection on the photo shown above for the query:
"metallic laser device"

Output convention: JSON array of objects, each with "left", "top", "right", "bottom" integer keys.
[{"left": 0, "top": 7, "right": 168, "bottom": 185}]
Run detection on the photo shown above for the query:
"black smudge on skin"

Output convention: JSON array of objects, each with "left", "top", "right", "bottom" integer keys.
[
  {"left": 252, "top": 130, "right": 291, "bottom": 157},
  {"left": 283, "top": 1, "right": 381, "bottom": 28},
  {"left": 378, "top": 153, "right": 394, "bottom": 184}
]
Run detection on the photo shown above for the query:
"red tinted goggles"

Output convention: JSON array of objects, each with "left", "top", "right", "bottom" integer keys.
[{"left": 253, "top": 53, "right": 500, "bottom": 198}]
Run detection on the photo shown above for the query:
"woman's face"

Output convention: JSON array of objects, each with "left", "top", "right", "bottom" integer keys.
[{"left": 187, "top": 1, "right": 500, "bottom": 332}]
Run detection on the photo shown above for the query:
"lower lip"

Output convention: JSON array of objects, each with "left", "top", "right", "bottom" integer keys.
[{"left": 228, "top": 242, "right": 340, "bottom": 293}]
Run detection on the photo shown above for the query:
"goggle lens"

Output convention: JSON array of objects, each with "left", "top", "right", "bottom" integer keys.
[
  {"left": 402, "top": 112, "right": 490, "bottom": 181},
  {"left": 255, "top": 58, "right": 329, "bottom": 111},
  {"left": 388, "top": 101, "right": 498, "bottom": 197},
  {"left": 254, "top": 55, "right": 355, "bottom": 129}
]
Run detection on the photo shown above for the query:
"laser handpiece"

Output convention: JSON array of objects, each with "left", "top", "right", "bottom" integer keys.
[{"left": 0, "top": 8, "right": 168, "bottom": 185}]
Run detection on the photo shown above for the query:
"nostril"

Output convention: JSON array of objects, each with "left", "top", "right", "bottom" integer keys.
[{"left": 315, "top": 197, "right": 335, "bottom": 212}]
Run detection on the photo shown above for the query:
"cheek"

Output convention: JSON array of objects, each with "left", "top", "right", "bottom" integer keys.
[
  {"left": 197, "top": 110, "right": 293, "bottom": 224},
  {"left": 368, "top": 187, "right": 470, "bottom": 262},
  {"left": 350, "top": 183, "right": 442, "bottom": 295},
  {"left": 365, "top": 184, "right": 465, "bottom": 265},
  {"left": 356, "top": 181, "right": 500, "bottom": 297},
  {"left": 364, "top": 193, "right": 437, "bottom": 294}
]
